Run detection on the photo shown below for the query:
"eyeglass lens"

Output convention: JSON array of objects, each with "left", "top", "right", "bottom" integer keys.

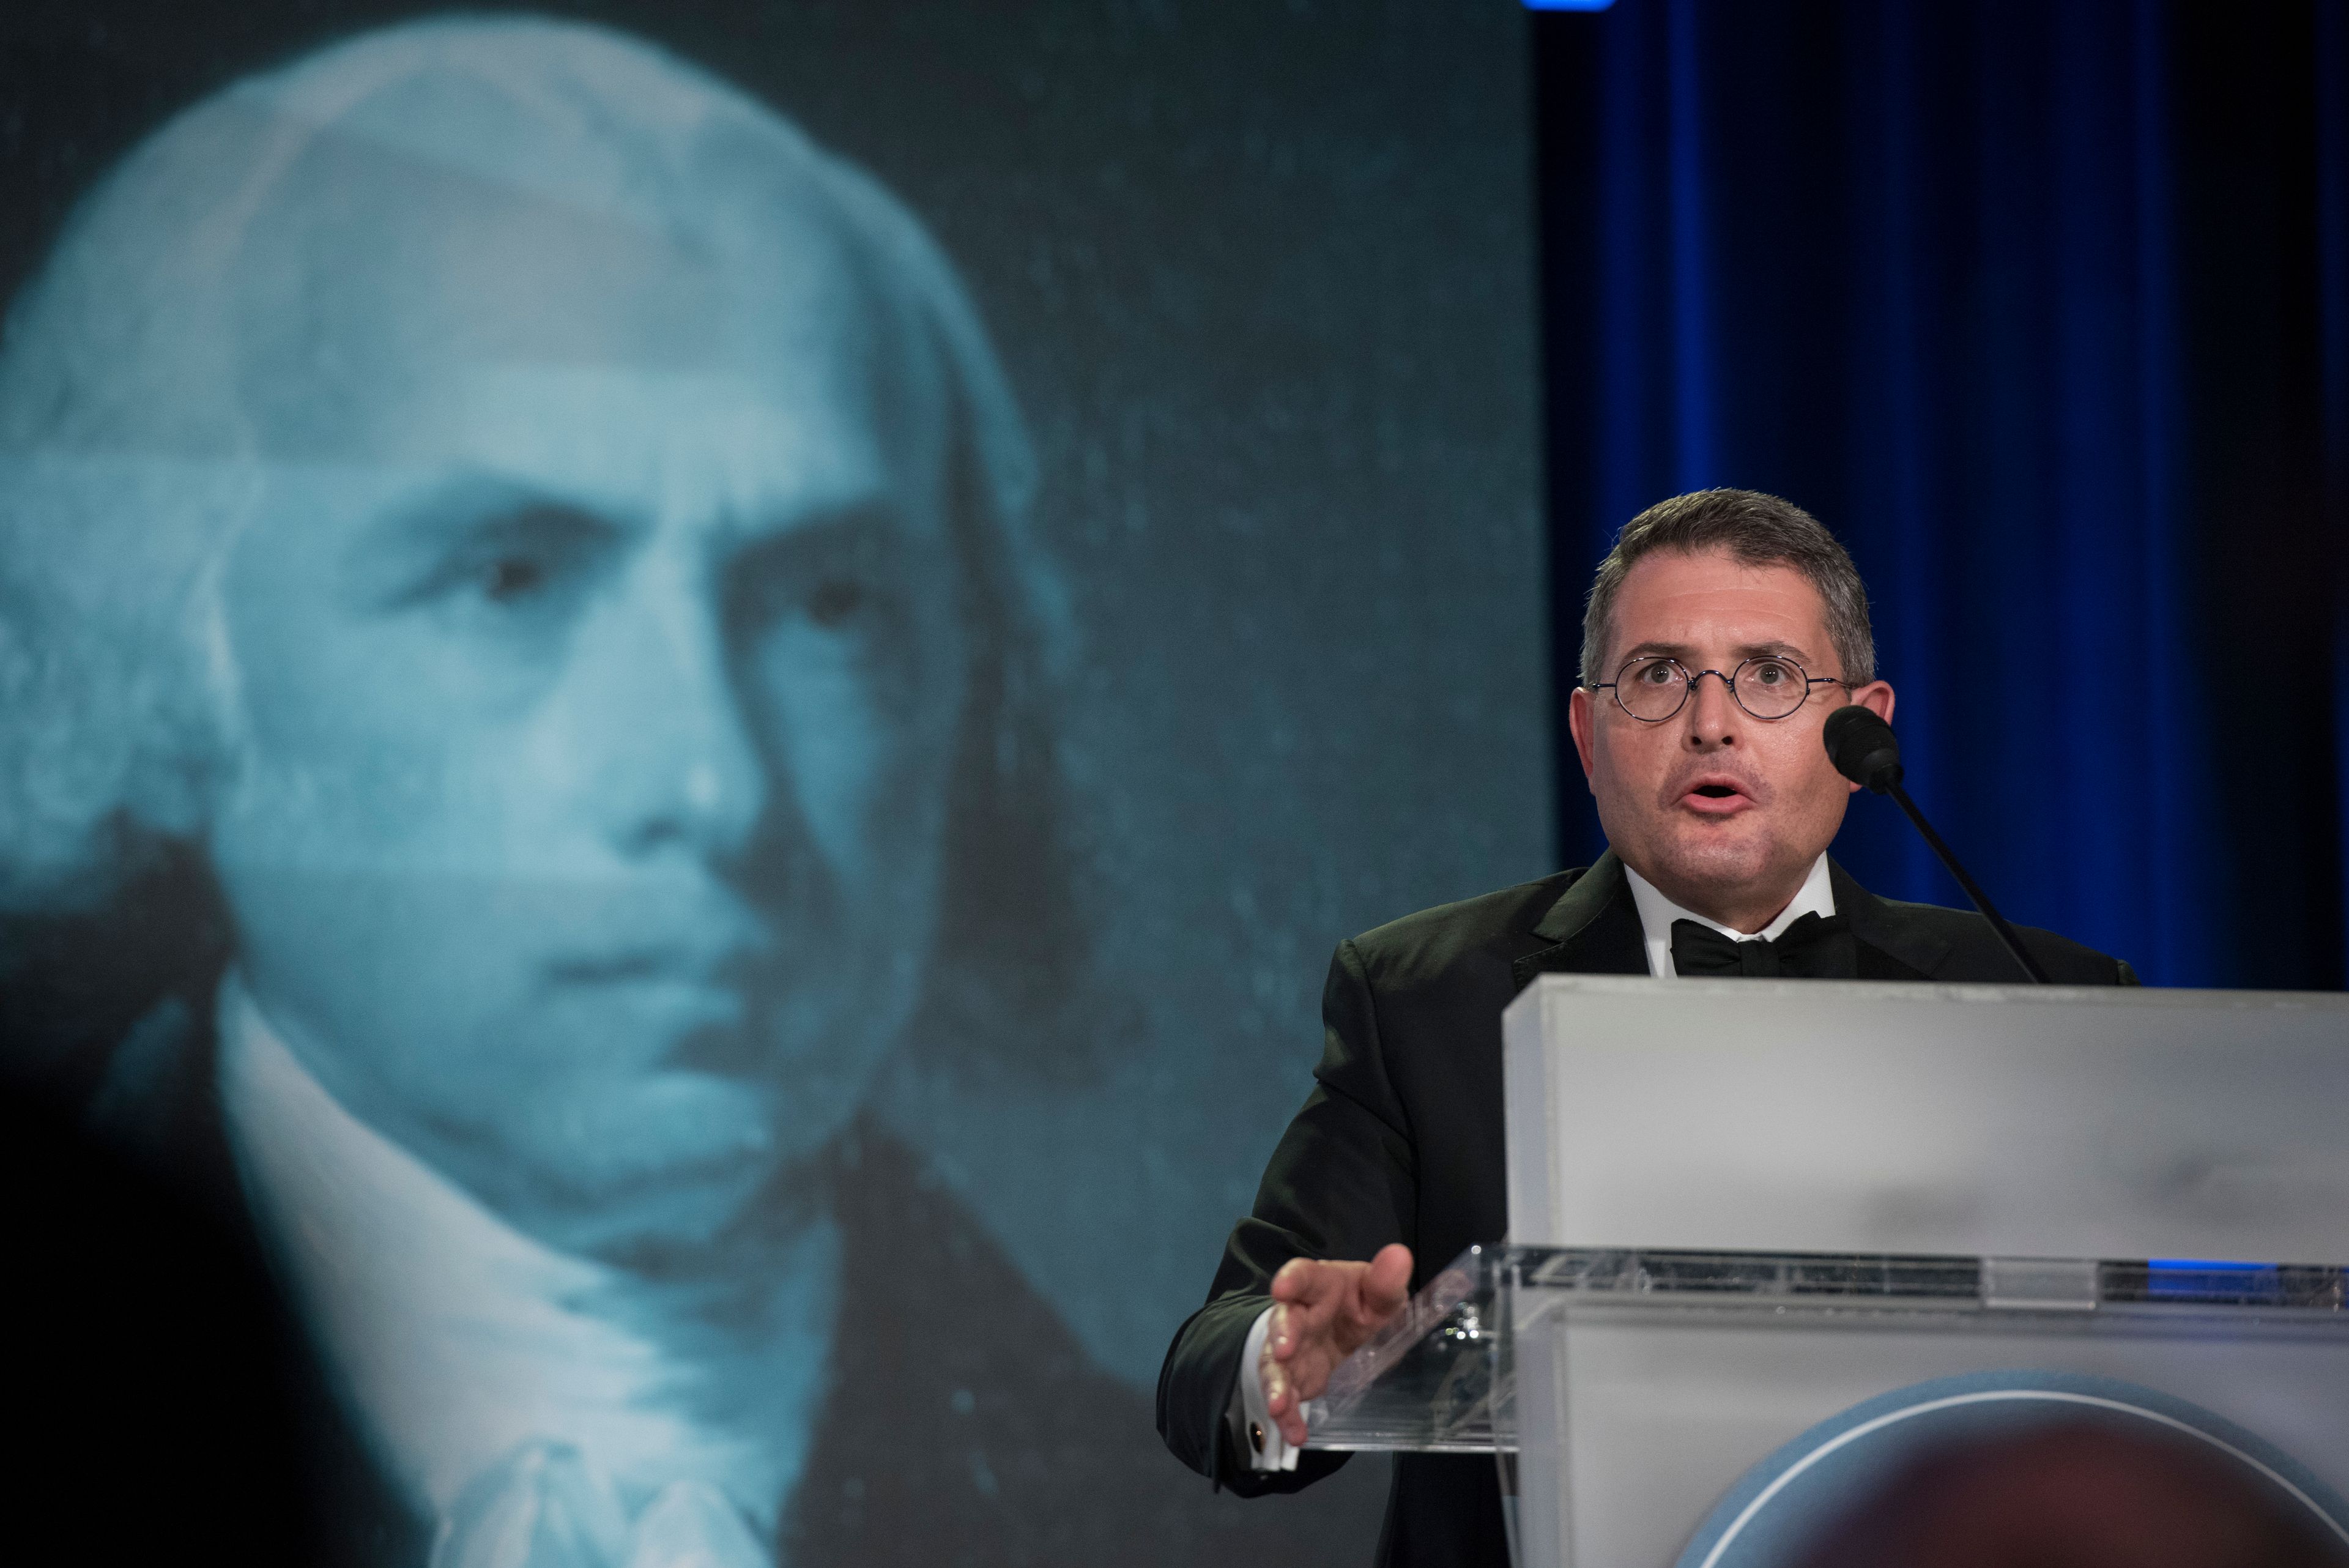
[{"left": 1614, "top": 656, "right": 1814, "bottom": 721}]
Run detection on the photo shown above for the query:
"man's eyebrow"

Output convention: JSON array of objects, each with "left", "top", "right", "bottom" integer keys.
[
  {"left": 1733, "top": 639, "right": 1819, "bottom": 663},
  {"left": 340, "top": 475, "right": 632, "bottom": 606},
  {"left": 354, "top": 474, "right": 633, "bottom": 551},
  {"left": 725, "top": 494, "right": 905, "bottom": 565},
  {"left": 1614, "top": 638, "right": 1822, "bottom": 665}
]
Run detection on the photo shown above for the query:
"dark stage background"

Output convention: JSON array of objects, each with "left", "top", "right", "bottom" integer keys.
[{"left": 1535, "top": 0, "right": 2349, "bottom": 992}]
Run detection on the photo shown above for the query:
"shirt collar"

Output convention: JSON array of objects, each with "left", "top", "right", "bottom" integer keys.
[
  {"left": 214, "top": 972, "right": 822, "bottom": 1534},
  {"left": 1620, "top": 854, "right": 1836, "bottom": 979}
]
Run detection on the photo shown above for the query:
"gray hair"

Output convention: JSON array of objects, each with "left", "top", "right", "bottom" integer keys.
[
  {"left": 1579, "top": 488, "right": 1877, "bottom": 687},
  {"left": 0, "top": 15, "right": 1101, "bottom": 1077}
]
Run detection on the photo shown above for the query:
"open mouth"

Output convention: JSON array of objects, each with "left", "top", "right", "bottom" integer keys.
[{"left": 1679, "top": 776, "right": 1756, "bottom": 813}]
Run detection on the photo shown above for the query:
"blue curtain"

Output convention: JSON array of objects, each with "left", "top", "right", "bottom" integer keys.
[{"left": 1536, "top": 0, "right": 2348, "bottom": 989}]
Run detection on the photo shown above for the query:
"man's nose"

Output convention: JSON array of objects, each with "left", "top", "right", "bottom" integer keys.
[
  {"left": 1683, "top": 669, "right": 1743, "bottom": 747},
  {"left": 559, "top": 552, "right": 768, "bottom": 862}
]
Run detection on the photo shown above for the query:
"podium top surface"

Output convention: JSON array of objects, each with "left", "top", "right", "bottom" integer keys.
[
  {"left": 1502, "top": 976, "right": 2349, "bottom": 1265},
  {"left": 1302, "top": 1243, "right": 2349, "bottom": 1456},
  {"left": 1508, "top": 970, "right": 2349, "bottom": 1014}
]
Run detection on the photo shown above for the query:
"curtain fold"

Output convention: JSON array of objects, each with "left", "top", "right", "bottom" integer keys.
[{"left": 1538, "top": 0, "right": 2346, "bottom": 988}]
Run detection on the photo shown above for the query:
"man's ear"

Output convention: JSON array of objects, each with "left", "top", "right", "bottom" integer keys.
[
  {"left": 1838, "top": 682, "right": 1895, "bottom": 794},
  {"left": 1850, "top": 678, "right": 1894, "bottom": 726},
  {"left": 1567, "top": 683, "right": 1599, "bottom": 790}
]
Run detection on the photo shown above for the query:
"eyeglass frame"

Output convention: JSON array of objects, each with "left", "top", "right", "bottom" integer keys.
[{"left": 1585, "top": 653, "right": 1854, "bottom": 724}]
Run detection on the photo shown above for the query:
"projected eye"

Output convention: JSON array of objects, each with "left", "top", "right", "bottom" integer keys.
[
  {"left": 726, "top": 507, "right": 913, "bottom": 645},
  {"left": 805, "top": 576, "right": 869, "bottom": 629},
  {"left": 735, "top": 562, "right": 891, "bottom": 637},
  {"left": 387, "top": 502, "right": 621, "bottom": 633},
  {"left": 481, "top": 554, "right": 551, "bottom": 603},
  {"left": 722, "top": 506, "right": 946, "bottom": 731}
]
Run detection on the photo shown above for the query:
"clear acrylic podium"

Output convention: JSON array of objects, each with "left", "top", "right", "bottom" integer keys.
[{"left": 1300, "top": 978, "right": 2349, "bottom": 1568}]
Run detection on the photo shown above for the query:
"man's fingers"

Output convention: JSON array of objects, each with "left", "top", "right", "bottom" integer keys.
[
  {"left": 1266, "top": 1351, "right": 1332, "bottom": 1447},
  {"left": 1263, "top": 1254, "right": 1410, "bottom": 1452},
  {"left": 1269, "top": 1256, "right": 1343, "bottom": 1306},
  {"left": 1264, "top": 1337, "right": 1343, "bottom": 1405},
  {"left": 1271, "top": 1251, "right": 1416, "bottom": 1357},
  {"left": 1362, "top": 1243, "right": 1413, "bottom": 1316},
  {"left": 1269, "top": 1265, "right": 1348, "bottom": 1353},
  {"left": 1267, "top": 1301, "right": 1297, "bottom": 1361},
  {"left": 1285, "top": 1351, "right": 1336, "bottom": 1406},
  {"left": 1332, "top": 1246, "right": 1413, "bottom": 1333}
]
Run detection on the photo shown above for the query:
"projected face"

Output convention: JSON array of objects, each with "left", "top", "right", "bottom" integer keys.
[
  {"left": 1569, "top": 548, "right": 1894, "bottom": 923},
  {"left": 205, "top": 156, "right": 969, "bottom": 1259}
]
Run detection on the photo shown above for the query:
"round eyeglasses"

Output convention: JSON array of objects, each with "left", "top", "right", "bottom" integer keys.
[{"left": 1589, "top": 654, "right": 1851, "bottom": 723}]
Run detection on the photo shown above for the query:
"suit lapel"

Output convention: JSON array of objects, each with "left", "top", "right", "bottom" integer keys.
[
  {"left": 1511, "top": 850, "right": 1649, "bottom": 988},
  {"left": 1830, "top": 858, "right": 1952, "bottom": 981}
]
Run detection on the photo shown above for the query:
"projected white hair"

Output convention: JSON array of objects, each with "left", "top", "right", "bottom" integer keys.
[{"left": 0, "top": 15, "right": 1065, "bottom": 917}]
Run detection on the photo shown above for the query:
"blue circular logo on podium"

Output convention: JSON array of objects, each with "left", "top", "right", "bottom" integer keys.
[{"left": 1675, "top": 1370, "right": 2349, "bottom": 1568}]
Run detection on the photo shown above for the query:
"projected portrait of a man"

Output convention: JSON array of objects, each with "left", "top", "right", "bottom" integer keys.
[{"left": 0, "top": 15, "right": 1196, "bottom": 1567}]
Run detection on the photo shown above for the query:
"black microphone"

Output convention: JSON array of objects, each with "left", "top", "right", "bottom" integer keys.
[{"left": 1823, "top": 706, "right": 2050, "bottom": 984}]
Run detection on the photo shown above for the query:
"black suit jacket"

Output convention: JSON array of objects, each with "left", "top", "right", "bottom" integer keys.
[{"left": 1155, "top": 853, "right": 2137, "bottom": 1568}]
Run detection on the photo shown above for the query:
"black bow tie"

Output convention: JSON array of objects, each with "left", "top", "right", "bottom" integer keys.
[{"left": 1669, "top": 911, "right": 1856, "bottom": 979}]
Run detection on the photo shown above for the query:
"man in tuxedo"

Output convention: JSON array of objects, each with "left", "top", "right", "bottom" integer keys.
[{"left": 1156, "top": 488, "right": 2137, "bottom": 1567}]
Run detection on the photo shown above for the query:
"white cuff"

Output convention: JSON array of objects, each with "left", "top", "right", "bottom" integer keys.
[{"left": 1231, "top": 1305, "right": 1299, "bottom": 1472}]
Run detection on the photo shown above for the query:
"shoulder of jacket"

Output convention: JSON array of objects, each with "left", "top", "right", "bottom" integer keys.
[
  {"left": 1341, "top": 868, "right": 1588, "bottom": 975},
  {"left": 1866, "top": 894, "right": 2131, "bottom": 983}
]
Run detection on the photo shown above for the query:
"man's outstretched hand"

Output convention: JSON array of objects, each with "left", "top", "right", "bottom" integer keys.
[{"left": 1258, "top": 1243, "right": 1414, "bottom": 1447}]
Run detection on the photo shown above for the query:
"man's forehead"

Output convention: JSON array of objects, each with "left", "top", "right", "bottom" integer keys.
[
  {"left": 56, "top": 18, "right": 930, "bottom": 459},
  {"left": 248, "top": 125, "right": 874, "bottom": 378},
  {"left": 212, "top": 135, "right": 945, "bottom": 481},
  {"left": 220, "top": 154, "right": 949, "bottom": 530},
  {"left": 236, "top": 19, "right": 796, "bottom": 235},
  {"left": 1, "top": 20, "right": 957, "bottom": 473},
  {"left": 420, "top": 362, "right": 924, "bottom": 524},
  {"left": 1612, "top": 548, "right": 1835, "bottom": 652}
]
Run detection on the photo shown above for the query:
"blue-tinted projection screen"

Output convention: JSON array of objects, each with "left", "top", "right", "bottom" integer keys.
[{"left": 0, "top": 4, "right": 1546, "bottom": 1564}]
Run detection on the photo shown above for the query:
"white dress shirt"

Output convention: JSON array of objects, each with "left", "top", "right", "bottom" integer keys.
[
  {"left": 1235, "top": 855, "right": 1838, "bottom": 1470},
  {"left": 1622, "top": 853, "right": 1837, "bottom": 978},
  {"left": 216, "top": 975, "right": 829, "bottom": 1562}
]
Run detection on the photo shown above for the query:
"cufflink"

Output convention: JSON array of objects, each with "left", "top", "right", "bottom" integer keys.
[{"left": 1249, "top": 1421, "right": 1265, "bottom": 1455}]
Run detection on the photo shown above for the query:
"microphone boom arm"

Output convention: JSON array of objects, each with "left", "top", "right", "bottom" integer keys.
[
  {"left": 1882, "top": 781, "right": 2052, "bottom": 985},
  {"left": 1821, "top": 704, "right": 2051, "bottom": 986}
]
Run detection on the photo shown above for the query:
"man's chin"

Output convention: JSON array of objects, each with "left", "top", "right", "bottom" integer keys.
[
  {"left": 1650, "top": 827, "right": 1776, "bottom": 891},
  {"left": 458, "top": 1122, "right": 825, "bottom": 1264}
]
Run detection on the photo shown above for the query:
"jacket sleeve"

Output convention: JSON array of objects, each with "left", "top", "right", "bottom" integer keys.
[{"left": 1154, "top": 937, "right": 1420, "bottom": 1495}]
